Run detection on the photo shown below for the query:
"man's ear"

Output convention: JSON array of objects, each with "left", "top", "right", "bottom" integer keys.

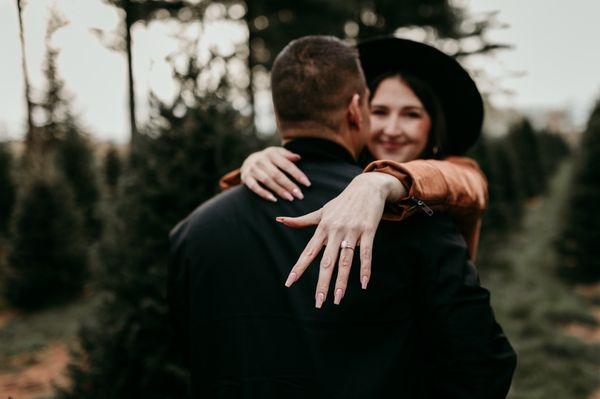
[{"left": 347, "top": 93, "right": 362, "bottom": 130}]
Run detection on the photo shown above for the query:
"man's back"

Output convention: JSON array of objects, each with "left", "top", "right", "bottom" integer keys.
[{"left": 168, "top": 138, "right": 516, "bottom": 398}]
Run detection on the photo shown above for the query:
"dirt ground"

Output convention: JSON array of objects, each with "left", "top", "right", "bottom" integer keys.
[{"left": 0, "top": 341, "right": 70, "bottom": 399}]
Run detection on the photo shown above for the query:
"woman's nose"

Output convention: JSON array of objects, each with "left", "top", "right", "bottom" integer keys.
[{"left": 383, "top": 116, "right": 402, "bottom": 136}]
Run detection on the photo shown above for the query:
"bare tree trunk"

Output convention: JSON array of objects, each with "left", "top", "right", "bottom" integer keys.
[
  {"left": 124, "top": 0, "right": 138, "bottom": 150},
  {"left": 245, "top": 1, "right": 255, "bottom": 124},
  {"left": 16, "top": 0, "right": 35, "bottom": 148}
]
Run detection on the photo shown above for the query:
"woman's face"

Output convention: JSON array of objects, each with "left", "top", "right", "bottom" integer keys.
[{"left": 367, "top": 76, "right": 432, "bottom": 163}]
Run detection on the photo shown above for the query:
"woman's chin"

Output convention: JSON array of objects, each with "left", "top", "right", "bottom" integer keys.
[{"left": 372, "top": 147, "right": 413, "bottom": 163}]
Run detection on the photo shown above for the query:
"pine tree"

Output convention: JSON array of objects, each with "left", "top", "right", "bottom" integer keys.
[
  {"left": 0, "top": 143, "right": 16, "bottom": 237},
  {"left": 537, "top": 130, "right": 570, "bottom": 177},
  {"left": 3, "top": 170, "right": 88, "bottom": 310},
  {"left": 58, "top": 89, "right": 264, "bottom": 398},
  {"left": 505, "top": 118, "right": 547, "bottom": 198},
  {"left": 103, "top": 145, "right": 122, "bottom": 192},
  {"left": 558, "top": 99, "right": 600, "bottom": 281},
  {"left": 54, "top": 125, "right": 102, "bottom": 240}
]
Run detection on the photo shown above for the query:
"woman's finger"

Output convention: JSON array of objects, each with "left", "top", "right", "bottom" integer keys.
[
  {"left": 245, "top": 176, "right": 277, "bottom": 202},
  {"left": 334, "top": 234, "right": 359, "bottom": 305},
  {"left": 272, "top": 154, "right": 311, "bottom": 188},
  {"left": 276, "top": 209, "right": 322, "bottom": 228},
  {"left": 278, "top": 148, "right": 302, "bottom": 161},
  {"left": 284, "top": 227, "right": 326, "bottom": 287},
  {"left": 255, "top": 169, "right": 295, "bottom": 201},
  {"left": 263, "top": 162, "right": 304, "bottom": 200},
  {"left": 359, "top": 230, "right": 376, "bottom": 289},
  {"left": 314, "top": 232, "right": 344, "bottom": 308}
]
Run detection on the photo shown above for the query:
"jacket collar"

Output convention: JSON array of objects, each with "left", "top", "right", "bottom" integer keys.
[{"left": 283, "top": 137, "right": 357, "bottom": 165}]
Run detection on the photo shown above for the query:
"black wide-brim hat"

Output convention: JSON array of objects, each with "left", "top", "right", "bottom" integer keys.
[{"left": 357, "top": 37, "right": 484, "bottom": 155}]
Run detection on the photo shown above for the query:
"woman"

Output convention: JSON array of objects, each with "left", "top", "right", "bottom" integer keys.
[{"left": 221, "top": 37, "right": 487, "bottom": 305}]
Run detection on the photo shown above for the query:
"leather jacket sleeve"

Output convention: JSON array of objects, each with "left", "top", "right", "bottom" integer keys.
[
  {"left": 363, "top": 156, "right": 488, "bottom": 260},
  {"left": 219, "top": 156, "right": 488, "bottom": 260},
  {"left": 219, "top": 168, "right": 242, "bottom": 190}
]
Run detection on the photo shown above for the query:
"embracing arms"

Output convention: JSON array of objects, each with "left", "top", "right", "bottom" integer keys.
[
  {"left": 219, "top": 147, "right": 488, "bottom": 259},
  {"left": 219, "top": 146, "right": 488, "bottom": 307}
]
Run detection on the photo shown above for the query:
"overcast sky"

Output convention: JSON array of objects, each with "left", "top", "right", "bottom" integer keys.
[{"left": 1, "top": 0, "right": 599, "bottom": 142}]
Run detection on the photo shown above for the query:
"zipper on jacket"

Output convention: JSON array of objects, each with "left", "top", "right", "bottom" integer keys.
[{"left": 409, "top": 197, "right": 434, "bottom": 216}]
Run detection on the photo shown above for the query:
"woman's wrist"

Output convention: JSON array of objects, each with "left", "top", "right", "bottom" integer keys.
[{"left": 356, "top": 172, "right": 408, "bottom": 203}]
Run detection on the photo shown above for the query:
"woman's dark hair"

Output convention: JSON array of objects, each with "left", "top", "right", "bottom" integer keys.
[{"left": 368, "top": 71, "right": 447, "bottom": 159}]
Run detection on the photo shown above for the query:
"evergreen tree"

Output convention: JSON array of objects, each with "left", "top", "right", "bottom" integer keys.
[
  {"left": 469, "top": 136, "right": 525, "bottom": 232},
  {"left": 54, "top": 125, "right": 102, "bottom": 240},
  {"left": 3, "top": 170, "right": 88, "bottom": 310},
  {"left": 558, "top": 99, "right": 600, "bottom": 281},
  {"left": 103, "top": 145, "right": 123, "bottom": 192},
  {"left": 505, "top": 118, "right": 547, "bottom": 198},
  {"left": 537, "top": 129, "right": 570, "bottom": 177},
  {"left": 0, "top": 143, "right": 16, "bottom": 236},
  {"left": 58, "top": 82, "right": 264, "bottom": 398},
  {"left": 34, "top": 9, "right": 103, "bottom": 241}
]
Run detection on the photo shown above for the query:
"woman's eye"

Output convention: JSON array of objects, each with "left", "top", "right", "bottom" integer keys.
[
  {"left": 370, "top": 109, "right": 387, "bottom": 115},
  {"left": 406, "top": 112, "right": 421, "bottom": 118}
]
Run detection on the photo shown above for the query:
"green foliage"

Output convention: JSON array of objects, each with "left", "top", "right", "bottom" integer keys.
[
  {"left": 0, "top": 144, "right": 16, "bottom": 236},
  {"left": 505, "top": 119, "right": 548, "bottom": 198},
  {"left": 478, "top": 160, "right": 600, "bottom": 399},
  {"left": 470, "top": 136, "right": 524, "bottom": 231},
  {"left": 537, "top": 130, "right": 571, "bottom": 179},
  {"left": 54, "top": 126, "right": 102, "bottom": 240},
  {"left": 470, "top": 123, "right": 570, "bottom": 233},
  {"left": 558, "top": 99, "right": 600, "bottom": 281},
  {"left": 246, "top": 0, "right": 503, "bottom": 71},
  {"left": 2, "top": 171, "right": 88, "bottom": 310},
  {"left": 57, "top": 91, "right": 265, "bottom": 398},
  {"left": 103, "top": 145, "right": 123, "bottom": 191}
]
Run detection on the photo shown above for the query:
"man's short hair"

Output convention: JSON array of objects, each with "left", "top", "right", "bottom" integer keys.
[{"left": 271, "top": 36, "right": 367, "bottom": 131}]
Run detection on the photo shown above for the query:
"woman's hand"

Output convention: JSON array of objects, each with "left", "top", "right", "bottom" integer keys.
[
  {"left": 240, "top": 146, "right": 311, "bottom": 202},
  {"left": 276, "top": 172, "right": 407, "bottom": 308}
]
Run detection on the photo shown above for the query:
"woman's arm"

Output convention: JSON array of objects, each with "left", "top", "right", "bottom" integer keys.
[
  {"left": 363, "top": 157, "right": 488, "bottom": 260},
  {"left": 278, "top": 157, "right": 488, "bottom": 307},
  {"left": 221, "top": 151, "right": 487, "bottom": 259}
]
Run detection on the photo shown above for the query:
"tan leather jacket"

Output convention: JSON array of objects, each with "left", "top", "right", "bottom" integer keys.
[{"left": 220, "top": 156, "right": 488, "bottom": 260}]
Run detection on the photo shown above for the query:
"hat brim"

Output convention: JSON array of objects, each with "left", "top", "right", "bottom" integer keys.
[{"left": 357, "top": 37, "right": 483, "bottom": 155}]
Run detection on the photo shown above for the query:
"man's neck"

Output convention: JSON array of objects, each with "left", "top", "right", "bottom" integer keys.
[{"left": 281, "top": 127, "right": 359, "bottom": 160}]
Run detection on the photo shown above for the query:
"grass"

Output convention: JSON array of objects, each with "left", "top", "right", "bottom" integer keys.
[
  {"left": 0, "top": 294, "right": 99, "bottom": 367},
  {"left": 478, "top": 159, "right": 600, "bottom": 399}
]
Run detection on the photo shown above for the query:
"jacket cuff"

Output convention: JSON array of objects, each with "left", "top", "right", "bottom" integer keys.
[
  {"left": 364, "top": 160, "right": 415, "bottom": 221},
  {"left": 219, "top": 168, "right": 242, "bottom": 190}
]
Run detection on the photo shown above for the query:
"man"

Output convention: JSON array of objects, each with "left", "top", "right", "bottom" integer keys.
[{"left": 168, "top": 35, "right": 516, "bottom": 398}]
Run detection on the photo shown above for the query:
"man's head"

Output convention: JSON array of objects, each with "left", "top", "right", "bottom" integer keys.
[{"left": 271, "top": 36, "right": 369, "bottom": 158}]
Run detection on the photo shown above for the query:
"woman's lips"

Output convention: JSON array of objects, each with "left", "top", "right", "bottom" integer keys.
[{"left": 378, "top": 141, "right": 407, "bottom": 151}]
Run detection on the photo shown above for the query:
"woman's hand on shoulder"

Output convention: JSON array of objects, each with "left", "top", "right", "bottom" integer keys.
[{"left": 240, "top": 146, "right": 311, "bottom": 202}]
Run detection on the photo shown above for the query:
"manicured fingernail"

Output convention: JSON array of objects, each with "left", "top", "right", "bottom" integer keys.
[
  {"left": 334, "top": 288, "right": 344, "bottom": 305},
  {"left": 361, "top": 276, "right": 369, "bottom": 290},
  {"left": 292, "top": 188, "right": 304, "bottom": 199},
  {"left": 302, "top": 178, "right": 311, "bottom": 187},
  {"left": 315, "top": 292, "right": 325, "bottom": 308},
  {"left": 283, "top": 192, "right": 294, "bottom": 201},
  {"left": 276, "top": 217, "right": 285, "bottom": 223},
  {"left": 269, "top": 195, "right": 277, "bottom": 202},
  {"left": 285, "top": 272, "right": 297, "bottom": 287}
]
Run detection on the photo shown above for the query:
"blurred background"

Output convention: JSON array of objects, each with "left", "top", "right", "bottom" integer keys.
[{"left": 0, "top": 0, "right": 599, "bottom": 398}]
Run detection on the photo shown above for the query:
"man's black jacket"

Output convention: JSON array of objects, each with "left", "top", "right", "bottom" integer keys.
[{"left": 168, "top": 137, "right": 516, "bottom": 398}]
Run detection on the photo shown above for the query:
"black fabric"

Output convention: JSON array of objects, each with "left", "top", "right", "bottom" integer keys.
[{"left": 168, "top": 137, "right": 516, "bottom": 399}]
